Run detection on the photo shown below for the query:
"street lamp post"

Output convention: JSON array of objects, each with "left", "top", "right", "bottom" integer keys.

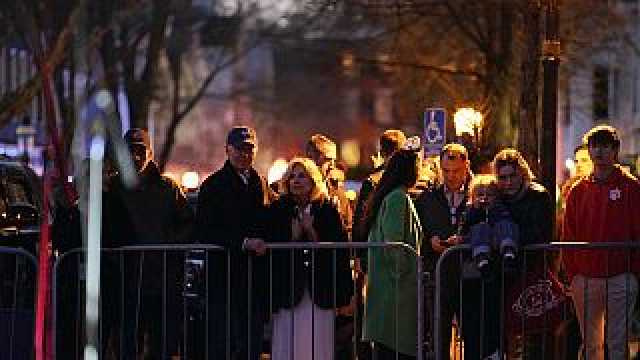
[
  {"left": 453, "top": 107, "right": 483, "bottom": 141},
  {"left": 454, "top": 107, "right": 484, "bottom": 169},
  {"left": 454, "top": 107, "right": 483, "bottom": 144},
  {"left": 542, "top": 0, "right": 560, "bottom": 205}
]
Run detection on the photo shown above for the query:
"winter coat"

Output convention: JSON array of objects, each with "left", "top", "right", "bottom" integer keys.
[
  {"left": 105, "top": 161, "right": 193, "bottom": 247},
  {"left": 194, "top": 160, "right": 275, "bottom": 310},
  {"left": 502, "top": 182, "right": 552, "bottom": 247},
  {"left": 415, "top": 183, "right": 469, "bottom": 271},
  {"left": 363, "top": 187, "right": 423, "bottom": 357},
  {"left": 267, "top": 195, "right": 352, "bottom": 311},
  {"left": 563, "top": 166, "right": 640, "bottom": 280}
]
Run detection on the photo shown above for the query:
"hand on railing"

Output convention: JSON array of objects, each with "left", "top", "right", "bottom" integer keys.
[{"left": 243, "top": 237, "right": 266, "bottom": 256}]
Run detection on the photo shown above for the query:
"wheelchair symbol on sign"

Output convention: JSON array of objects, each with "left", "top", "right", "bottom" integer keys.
[{"left": 425, "top": 114, "right": 443, "bottom": 144}]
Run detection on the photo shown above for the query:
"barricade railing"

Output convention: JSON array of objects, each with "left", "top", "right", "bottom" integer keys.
[
  {"left": 52, "top": 244, "right": 225, "bottom": 360},
  {"left": 433, "top": 242, "right": 640, "bottom": 360},
  {"left": 262, "top": 242, "right": 423, "bottom": 360},
  {"left": 0, "top": 246, "right": 38, "bottom": 360},
  {"left": 51, "top": 242, "right": 424, "bottom": 360}
]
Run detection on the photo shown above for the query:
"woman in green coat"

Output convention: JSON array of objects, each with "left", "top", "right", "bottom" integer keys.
[{"left": 361, "top": 147, "right": 423, "bottom": 359}]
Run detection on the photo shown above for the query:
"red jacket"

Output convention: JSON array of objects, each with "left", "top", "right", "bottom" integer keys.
[{"left": 562, "top": 166, "right": 640, "bottom": 280}]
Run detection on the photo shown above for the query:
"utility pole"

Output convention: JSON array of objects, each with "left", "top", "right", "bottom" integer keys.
[{"left": 541, "top": 0, "right": 560, "bottom": 206}]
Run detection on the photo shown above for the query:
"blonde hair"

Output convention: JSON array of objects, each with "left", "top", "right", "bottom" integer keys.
[
  {"left": 440, "top": 143, "right": 469, "bottom": 162},
  {"left": 469, "top": 174, "right": 498, "bottom": 203},
  {"left": 280, "top": 157, "right": 328, "bottom": 201},
  {"left": 306, "top": 134, "right": 337, "bottom": 159}
]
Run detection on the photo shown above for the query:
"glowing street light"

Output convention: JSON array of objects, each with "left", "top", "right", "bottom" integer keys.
[
  {"left": 181, "top": 171, "right": 200, "bottom": 190},
  {"left": 453, "top": 107, "right": 483, "bottom": 138},
  {"left": 268, "top": 158, "right": 289, "bottom": 185}
]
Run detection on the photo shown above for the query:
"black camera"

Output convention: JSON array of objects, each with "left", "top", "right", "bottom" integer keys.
[{"left": 183, "top": 250, "right": 205, "bottom": 299}]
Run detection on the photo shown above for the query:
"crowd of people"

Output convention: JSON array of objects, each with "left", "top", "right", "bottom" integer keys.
[{"left": 50, "top": 123, "right": 640, "bottom": 360}]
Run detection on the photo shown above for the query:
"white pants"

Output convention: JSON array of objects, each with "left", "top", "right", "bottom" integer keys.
[
  {"left": 571, "top": 273, "right": 638, "bottom": 360},
  {"left": 271, "top": 290, "right": 335, "bottom": 360}
]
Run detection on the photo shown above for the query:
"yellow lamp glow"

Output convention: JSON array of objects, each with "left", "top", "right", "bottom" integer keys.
[
  {"left": 268, "top": 158, "right": 289, "bottom": 185},
  {"left": 453, "top": 107, "right": 483, "bottom": 137},
  {"left": 181, "top": 171, "right": 200, "bottom": 190}
]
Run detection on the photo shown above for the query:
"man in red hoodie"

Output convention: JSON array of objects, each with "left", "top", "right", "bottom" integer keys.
[{"left": 563, "top": 125, "right": 640, "bottom": 360}]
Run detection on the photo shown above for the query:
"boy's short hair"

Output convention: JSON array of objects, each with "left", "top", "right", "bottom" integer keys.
[
  {"left": 469, "top": 174, "right": 498, "bottom": 201},
  {"left": 582, "top": 125, "right": 620, "bottom": 149},
  {"left": 440, "top": 143, "right": 468, "bottom": 162},
  {"left": 574, "top": 144, "right": 587, "bottom": 155}
]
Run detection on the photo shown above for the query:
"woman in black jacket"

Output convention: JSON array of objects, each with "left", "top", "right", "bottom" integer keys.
[{"left": 268, "top": 157, "right": 352, "bottom": 360}]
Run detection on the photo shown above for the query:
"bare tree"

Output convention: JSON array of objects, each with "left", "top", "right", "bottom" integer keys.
[
  {"left": 347, "top": 0, "right": 634, "bottom": 171},
  {"left": 0, "top": 0, "right": 337, "bottom": 170}
]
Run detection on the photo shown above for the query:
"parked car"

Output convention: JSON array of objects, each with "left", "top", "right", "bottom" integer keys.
[
  {"left": 0, "top": 160, "right": 40, "bottom": 360},
  {"left": 0, "top": 159, "right": 40, "bottom": 252}
]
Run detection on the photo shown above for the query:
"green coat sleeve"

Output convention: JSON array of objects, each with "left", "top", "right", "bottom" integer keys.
[
  {"left": 380, "top": 190, "right": 406, "bottom": 243},
  {"left": 380, "top": 190, "right": 415, "bottom": 278}
]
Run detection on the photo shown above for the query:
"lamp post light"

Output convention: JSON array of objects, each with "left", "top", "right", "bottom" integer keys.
[
  {"left": 453, "top": 107, "right": 483, "bottom": 146},
  {"left": 454, "top": 107, "right": 485, "bottom": 172},
  {"left": 542, "top": 0, "right": 560, "bottom": 206}
]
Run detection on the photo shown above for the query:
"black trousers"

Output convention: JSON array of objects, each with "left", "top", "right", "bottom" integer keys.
[
  {"left": 460, "top": 276, "right": 501, "bottom": 360},
  {"left": 372, "top": 342, "right": 415, "bottom": 360},
  {"left": 435, "top": 255, "right": 461, "bottom": 360},
  {"left": 206, "top": 252, "right": 267, "bottom": 360},
  {"left": 121, "top": 254, "right": 184, "bottom": 359}
]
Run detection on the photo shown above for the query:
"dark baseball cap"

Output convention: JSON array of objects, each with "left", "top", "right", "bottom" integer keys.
[
  {"left": 227, "top": 126, "right": 257, "bottom": 147},
  {"left": 124, "top": 128, "right": 151, "bottom": 148}
]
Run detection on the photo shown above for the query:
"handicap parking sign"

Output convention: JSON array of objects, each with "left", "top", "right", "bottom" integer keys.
[{"left": 423, "top": 108, "right": 446, "bottom": 156}]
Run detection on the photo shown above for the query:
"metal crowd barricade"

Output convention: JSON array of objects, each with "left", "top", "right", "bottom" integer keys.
[
  {"left": 258, "top": 242, "right": 424, "bottom": 360},
  {"left": 51, "top": 244, "right": 226, "bottom": 360},
  {"left": 0, "top": 246, "right": 38, "bottom": 360},
  {"left": 433, "top": 242, "right": 640, "bottom": 360},
  {"left": 51, "top": 242, "right": 424, "bottom": 360}
]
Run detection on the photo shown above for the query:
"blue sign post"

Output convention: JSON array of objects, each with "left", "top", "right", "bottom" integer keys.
[{"left": 423, "top": 108, "right": 446, "bottom": 157}]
